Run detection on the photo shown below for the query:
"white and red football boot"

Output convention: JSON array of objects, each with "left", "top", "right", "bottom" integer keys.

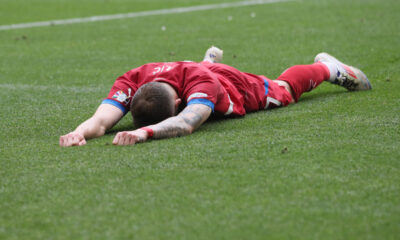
[
  {"left": 203, "top": 46, "right": 223, "bottom": 63},
  {"left": 315, "top": 52, "right": 372, "bottom": 91}
]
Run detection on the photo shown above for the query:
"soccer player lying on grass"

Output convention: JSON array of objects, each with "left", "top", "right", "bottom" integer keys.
[{"left": 59, "top": 46, "right": 372, "bottom": 147}]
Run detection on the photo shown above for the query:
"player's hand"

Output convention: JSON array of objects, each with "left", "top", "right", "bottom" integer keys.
[
  {"left": 112, "top": 129, "right": 148, "bottom": 145},
  {"left": 59, "top": 132, "right": 87, "bottom": 147}
]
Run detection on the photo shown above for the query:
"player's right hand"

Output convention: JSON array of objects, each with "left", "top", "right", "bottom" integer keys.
[{"left": 59, "top": 132, "right": 87, "bottom": 147}]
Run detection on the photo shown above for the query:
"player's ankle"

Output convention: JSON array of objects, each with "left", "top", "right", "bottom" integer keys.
[{"left": 319, "top": 61, "right": 338, "bottom": 82}]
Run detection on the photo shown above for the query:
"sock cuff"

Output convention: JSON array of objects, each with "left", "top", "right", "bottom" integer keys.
[{"left": 319, "top": 61, "right": 337, "bottom": 82}]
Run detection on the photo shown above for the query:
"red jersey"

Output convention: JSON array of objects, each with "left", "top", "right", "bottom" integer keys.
[{"left": 103, "top": 61, "right": 292, "bottom": 116}]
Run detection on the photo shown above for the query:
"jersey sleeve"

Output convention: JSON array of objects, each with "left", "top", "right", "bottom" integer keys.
[
  {"left": 182, "top": 67, "right": 223, "bottom": 112},
  {"left": 102, "top": 73, "right": 138, "bottom": 115}
]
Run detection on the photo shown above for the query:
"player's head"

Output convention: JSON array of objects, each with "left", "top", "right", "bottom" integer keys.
[{"left": 130, "top": 82, "right": 181, "bottom": 128}]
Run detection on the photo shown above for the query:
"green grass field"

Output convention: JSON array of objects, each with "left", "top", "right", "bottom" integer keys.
[{"left": 1, "top": 0, "right": 399, "bottom": 239}]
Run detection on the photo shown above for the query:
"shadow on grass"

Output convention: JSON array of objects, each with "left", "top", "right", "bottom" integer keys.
[
  {"left": 104, "top": 89, "right": 348, "bottom": 136},
  {"left": 106, "top": 122, "right": 135, "bottom": 134},
  {"left": 297, "top": 89, "right": 347, "bottom": 103}
]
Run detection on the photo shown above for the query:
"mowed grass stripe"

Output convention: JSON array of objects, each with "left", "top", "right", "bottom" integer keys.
[
  {"left": 0, "top": 83, "right": 108, "bottom": 93},
  {"left": 1, "top": 0, "right": 399, "bottom": 239},
  {"left": 0, "top": 0, "right": 293, "bottom": 30}
]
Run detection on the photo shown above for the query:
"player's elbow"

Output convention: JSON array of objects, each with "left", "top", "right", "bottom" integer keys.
[
  {"left": 179, "top": 122, "right": 194, "bottom": 136},
  {"left": 86, "top": 117, "right": 109, "bottom": 138},
  {"left": 186, "top": 125, "right": 194, "bottom": 135},
  {"left": 176, "top": 117, "right": 194, "bottom": 136},
  {"left": 98, "top": 125, "right": 107, "bottom": 136}
]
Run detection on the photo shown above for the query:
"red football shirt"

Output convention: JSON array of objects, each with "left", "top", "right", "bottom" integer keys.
[{"left": 103, "top": 61, "right": 291, "bottom": 116}]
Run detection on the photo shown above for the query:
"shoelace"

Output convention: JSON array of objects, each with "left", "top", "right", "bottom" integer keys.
[{"left": 335, "top": 72, "right": 358, "bottom": 90}]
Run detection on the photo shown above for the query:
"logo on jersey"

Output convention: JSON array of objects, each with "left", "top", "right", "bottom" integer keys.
[
  {"left": 112, "top": 90, "right": 132, "bottom": 104},
  {"left": 308, "top": 79, "right": 317, "bottom": 91},
  {"left": 187, "top": 92, "right": 208, "bottom": 102},
  {"left": 152, "top": 64, "right": 174, "bottom": 75}
]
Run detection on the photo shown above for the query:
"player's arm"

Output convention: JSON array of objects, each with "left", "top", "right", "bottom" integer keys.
[
  {"left": 112, "top": 103, "right": 211, "bottom": 145},
  {"left": 60, "top": 104, "right": 124, "bottom": 147}
]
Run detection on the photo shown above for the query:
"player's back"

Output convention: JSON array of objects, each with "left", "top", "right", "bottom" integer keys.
[{"left": 201, "top": 62, "right": 267, "bottom": 112}]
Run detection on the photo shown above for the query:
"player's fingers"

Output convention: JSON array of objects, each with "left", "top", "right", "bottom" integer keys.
[
  {"left": 78, "top": 139, "right": 87, "bottom": 146},
  {"left": 65, "top": 135, "right": 73, "bottom": 146},
  {"left": 112, "top": 133, "right": 120, "bottom": 145},
  {"left": 64, "top": 136, "right": 72, "bottom": 147},
  {"left": 65, "top": 133, "right": 83, "bottom": 146},
  {"left": 122, "top": 133, "right": 131, "bottom": 145},
  {"left": 77, "top": 135, "right": 86, "bottom": 146},
  {"left": 121, "top": 134, "right": 128, "bottom": 145},
  {"left": 71, "top": 135, "right": 80, "bottom": 146},
  {"left": 113, "top": 132, "right": 138, "bottom": 145},
  {"left": 59, "top": 136, "right": 65, "bottom": 146},
  {"left": 113, "top": 132, "right": 125, "bottom": 145},
  {"left": 120, "top": 132, "right": 128, "bottom": 145},
  {"left": 128, "top": 135, "right": 135, "bottom": 145},
  {"left": 128, "top": 135, "right": 137, "bottom": 145},
  {"left": 123, "top": 133, "right": 136, "bottom": 145}
]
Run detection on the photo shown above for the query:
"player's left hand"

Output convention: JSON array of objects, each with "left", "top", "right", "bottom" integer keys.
[
  {"left": 112, "top": 129, "right": 148, "bottom": 145},
  {"left": 59, "top": 132, "right": 87, "bottom": 147}
]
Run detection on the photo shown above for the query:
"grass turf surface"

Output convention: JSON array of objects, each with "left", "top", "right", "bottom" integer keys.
[{"left": 1, "top": 0, "right": 399, "bottom": 239}]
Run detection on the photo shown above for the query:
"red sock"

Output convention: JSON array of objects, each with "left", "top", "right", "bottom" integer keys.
[{"left": 276, "top": 62, "right": 330, "bottom": 102}]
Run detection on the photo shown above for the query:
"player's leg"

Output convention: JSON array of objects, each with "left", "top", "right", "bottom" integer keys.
[
  {"left": 203, "top": 46, "right": 223, "bottom": 63},
  {"left": 314, "top": 52, "right": 372, "bottom": 91},
  {"left": 272, "top": 80, "right": 295, "bottom": 103},
  {"left": 275, "top": 53, "right": 371, "bottom": 102},
  {"left": 275, "top": 62, "right": 330, "bottom": 102}
]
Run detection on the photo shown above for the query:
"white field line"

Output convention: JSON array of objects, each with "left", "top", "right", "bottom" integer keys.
[
  {"left": 0, "top": 0, "right": 294, "bottom": 31},
  {"left": 0, "top": 83, "right": 108, "bottom": 93}
]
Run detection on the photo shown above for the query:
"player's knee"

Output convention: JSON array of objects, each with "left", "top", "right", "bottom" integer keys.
[{"left": 272, "top": 80, "right": 295, "bottom": 103}]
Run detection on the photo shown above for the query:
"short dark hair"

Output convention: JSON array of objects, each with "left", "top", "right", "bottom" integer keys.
[{"left": 130, "top": 82, "right": 175, "bottom": 128}]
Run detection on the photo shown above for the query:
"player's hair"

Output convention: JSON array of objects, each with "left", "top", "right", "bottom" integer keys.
[{"left": 130, "top": 82, "right": 175, "bottom": 128}]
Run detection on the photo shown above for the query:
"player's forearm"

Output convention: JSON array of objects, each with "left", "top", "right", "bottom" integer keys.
[
  {"left": 74, "top": 117, "right": 108, "bottom": 140},
  {"left": 150, "top": 116, "right": 193, "bottom": 139},
  {"left": 61, "top": 104, "right": 123, "bottom": 147},
  {"left": 112, "top": 104, "right": 211, "bottom": 146},
  {"left": 74, "top": 104, "right": 124, "bottom": 140},
  {"left": 149, "top": 104, "right": 210, "bottom": 139}
]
